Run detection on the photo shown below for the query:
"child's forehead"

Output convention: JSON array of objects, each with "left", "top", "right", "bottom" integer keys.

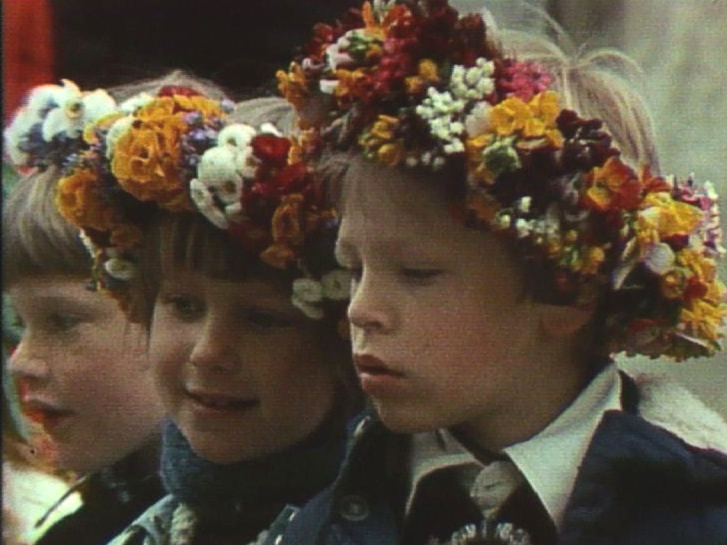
[{"left": 341, "top": 160, "right": 457, "bottom": 232}]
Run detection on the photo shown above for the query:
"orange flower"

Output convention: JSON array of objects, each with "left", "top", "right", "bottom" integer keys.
[
  {"left": 260, "top": 242, "right": 297, "bottom": 270},
  {"left": 583, "top": 156, "right": 642, "bottom": 212},
  {"left": 335, "top": 69, "right": 375, "bottom": 104},
  {"left": 270, "top": 194, "right": 305, "bottom": 249},
  {"left": 56, "top": 168, "right": 117, "bottom": 232},
  {"left": 111, "top": 113, "right": 192, "bottom": 212},
  {"left": 277, "top": 63, "right": 310, "bottom": 111}
]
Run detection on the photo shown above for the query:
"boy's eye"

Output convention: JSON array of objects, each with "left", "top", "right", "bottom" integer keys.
[
  {"left": 46, "top": 313, "right": 82, "bottom": 332},
  {"left": 164, "top": 295, "right": 205, "bottom": 321},
  {"left": 245, "top": 308, "right": 294, "bottom": 330},
  {"left": 401, "top": 268, "right": 443, "bottom": 282}
]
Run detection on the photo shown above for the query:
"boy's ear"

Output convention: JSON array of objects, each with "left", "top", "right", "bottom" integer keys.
[{"left": 538, "top": 303, "right": 595, "bottom": 338}]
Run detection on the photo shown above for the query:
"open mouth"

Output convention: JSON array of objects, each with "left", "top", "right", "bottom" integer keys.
[
  {"left": 353, "top": 354, "right": 404, "bottom": 377},
  {"left": 185, "top": 389, "right": 259, "bottom": 412},
  {"left": 22, "top": 401, "right": 74, "bottom": 429}
]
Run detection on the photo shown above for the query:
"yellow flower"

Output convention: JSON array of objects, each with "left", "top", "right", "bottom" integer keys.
[
  {"left": 56, "top": 168, "right": 117, "bottom": 232},
  {"left": 639, "top": 192, "right": 703, "bottom": 239},
  {"left": 489, "top": 97, "right": 530, "bottom": 137},
  {"left": 488, "top": 91, "right": 563, "bottom": 147},
  {"left": 277, "top": 63, "right": 310, "bottom": 111},
  {"left": 680, "top": 295, "right": 727, "bottom": 344},
  {"left": 377, "top": 142, "right": 404, "bottom": 167},
  {"left": 465, "top": 134, "right": 494, "bottom": 185},
  {"left": 581, "top": 246, "right": 606, "bottom": 276},
  {"left": 360, "top": 115, "right": 401, "bottom": 161},
  {"left": 405, "top": 59, "right": 439, "bottom": 95},
  {"left": 176, "top": 96, "right": 225, "bottom": 120}
]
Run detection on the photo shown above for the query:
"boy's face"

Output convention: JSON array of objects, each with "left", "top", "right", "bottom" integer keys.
[
  {"left": 7, "top": 276, "right": 164, "bottom": 473},
  {"left": 337, "top": 159, "right": 585, "bottom": 449},
  {"left": 150, "top": 270, "right": 337, "bottom": 464}
]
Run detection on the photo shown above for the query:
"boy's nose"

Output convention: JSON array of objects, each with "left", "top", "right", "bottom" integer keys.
[
  {"left": 188, "top": 322, "right": 240, "bottom": 373},
  {"left": 347, "top": 272, "right": 395, "bottom": 334},
  {"left": 7, "top": 340, "right": 50, "bottom": 383}
]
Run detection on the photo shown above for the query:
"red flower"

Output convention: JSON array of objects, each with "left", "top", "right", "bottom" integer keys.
[
  {"left": 157, "top": 86, "right": 203, "bottom": 98},
  {"left": 252, "top": 134, "right": 292, "bottom": 168},
  {"left": 274, "top": 162, "right": 310, "bottom": 194}
]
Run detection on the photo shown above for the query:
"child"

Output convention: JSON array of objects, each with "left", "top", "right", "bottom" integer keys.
[
  {"left": 47, "top": 77, "right": 361, "bottom": 544},
  {"left": 3, "top": 82, "right": 167, "bottom": 545},
  {"left": 273, "top": 1, "right": 727, "bottom": 543}
]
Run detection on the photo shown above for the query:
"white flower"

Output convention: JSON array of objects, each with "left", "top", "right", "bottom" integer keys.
[
  {"left": 217, "top": 123, "right": 257, "bottom": 150},
  {"left": 464, "top": 102, "right": 491, "bottom": 136},
  {"left": 326, "top": 33, "right": 354, "bottom": 71},
  {"left": 292, "top": 278, "right": 324, "bottom": 303},
  {"left": 105, "top": 116, "right": 134, "bottom": 158},
  {"left": 292, "top": 278, "right": 325, "bottom": 320},
  {"left": 643, "top": 242, "right": 675, "bottom": 275},
  {"left": 197, "top": 147, "right": 244, "bottom": 206},
  {"left": 3, "top": 109, "right": 36, "bottom": 165},
  {"left": 321, "top": 269, "right": 352, "bottom": 301},
  {"left": 189, "top": 179, "right": 229, "bottom": 229},
  {"left": 259, "top": 122, "right": 282, "bottom": 137},
  {"left": 450, "top": 58, "right": 495, "bottom": 101},
  {"left": 319, "top": 79, "right": 339, "bottom": 95},
  {"left": 516, "top": 196, "right": 532, "bottom": 214},
  {"left": 104, "top": 257, "right": 137, "bottom": 281},
  {"left": 42, "top": 87, "right": 116, "bottom": 142},
  {"left": 118, "top": 92, "right": 154, "bottom": 115},
  {"left": 515, "top": 218, "right": 532, "bottom": 238}
]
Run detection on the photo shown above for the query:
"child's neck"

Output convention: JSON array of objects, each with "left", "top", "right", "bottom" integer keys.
[{"left": 452, "top": 348, "right": 591, "bottom": 454}]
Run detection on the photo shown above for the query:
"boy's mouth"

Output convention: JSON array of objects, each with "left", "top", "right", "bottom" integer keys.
[
  {"left": 185, "top": 388, "right": 259, "bottom": 411},
  {"left": 353, "top": 354, "right": 404, "bottom": 377},
  {"left": 22, "top": 399, "right": 74, "bottom": 430}
]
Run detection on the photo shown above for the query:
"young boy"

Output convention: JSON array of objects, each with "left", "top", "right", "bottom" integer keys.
[
  {"left": 42, "top": 77, "right": 361, "bottom": 544},
  {"left": 274, "top": 1, "right": 727, "bottom": 543},
  {"left": 3, "top": 81, "right": 166, "bottom": 545}
]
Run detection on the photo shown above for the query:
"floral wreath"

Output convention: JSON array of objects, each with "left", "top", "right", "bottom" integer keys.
[
  {"left": 4, "top": 81, "right": 351, "bottom": 321},
  {"left": 277, "top": 0, "right": 726, "bottom": 359}
]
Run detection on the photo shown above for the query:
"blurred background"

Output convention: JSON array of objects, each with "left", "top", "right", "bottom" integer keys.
[{"left": 3, "top": 0, "right": 726, "bottom": 429}]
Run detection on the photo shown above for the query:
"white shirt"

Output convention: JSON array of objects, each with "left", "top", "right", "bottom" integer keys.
[{"left": 406, "top": 364, "right": 622, "bottom": 529}]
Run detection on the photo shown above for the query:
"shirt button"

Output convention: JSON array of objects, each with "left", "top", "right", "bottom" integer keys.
[{"left": 339, "top": 494, "right": 370, "bottom": 521}]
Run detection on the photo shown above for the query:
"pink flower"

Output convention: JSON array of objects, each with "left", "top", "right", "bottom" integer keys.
[{"left": 498, "top": 60, "right": 553, "bottom": 102}]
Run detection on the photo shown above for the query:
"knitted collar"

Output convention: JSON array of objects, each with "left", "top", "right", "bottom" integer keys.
[{"left": 160, "top": 415, "right": 347, "bottom": 527}]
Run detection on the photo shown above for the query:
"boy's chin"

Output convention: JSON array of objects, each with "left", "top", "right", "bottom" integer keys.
[{"left": 373, "top": 401, "right": 445, "bottom": 435}]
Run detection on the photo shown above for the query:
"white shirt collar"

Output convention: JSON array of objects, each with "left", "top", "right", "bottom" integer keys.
[
  {"left": 405, "top": 364, "right": 622, "bottom": 528},
  {"left": 504, "top": 363, "right": 621, "bottom": 528}
]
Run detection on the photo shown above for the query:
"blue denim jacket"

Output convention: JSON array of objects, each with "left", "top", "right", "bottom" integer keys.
[{"left": 273, "top": 379, "right": 727, "bottom": 545}]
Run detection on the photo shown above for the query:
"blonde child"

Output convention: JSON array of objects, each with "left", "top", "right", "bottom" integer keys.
[
  {"left": 41, "top": 76, "right": 361, "bottom": 544},
  {"left": 3, "top": 83, "right": 167, "bottom": 545},
  {"left": 273, "top": 1, "right": 727, "bottom": 543}
]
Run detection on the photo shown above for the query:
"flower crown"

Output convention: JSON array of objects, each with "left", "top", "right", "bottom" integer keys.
[
  {"left": 4, "top": 81, "right": 350, "bottom": 320},
  {"left": 277, "top": 0, "right": 726, "bottom": 359}
]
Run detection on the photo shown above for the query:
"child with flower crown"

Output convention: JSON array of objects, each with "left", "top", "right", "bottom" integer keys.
[
  {"left": 272, "top": 1, "right": 727, "bottom": 544},
  {"left": 3, "top": 81, "right": 167, "bottom": 545},
  {"left": 31, "top": 74, "right": 362, "bottom": 545}
]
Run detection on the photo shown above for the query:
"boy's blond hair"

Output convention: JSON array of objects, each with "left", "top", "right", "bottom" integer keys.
[{"left": 3, "top": 167, "right": 92, "bottom": 285}]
